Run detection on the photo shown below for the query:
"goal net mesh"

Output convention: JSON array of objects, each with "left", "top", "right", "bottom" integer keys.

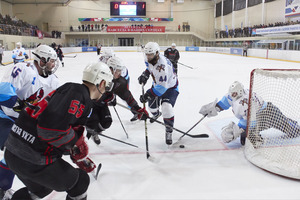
[{"left": 244, "top": 69, "right": 300, "bottom": 179}]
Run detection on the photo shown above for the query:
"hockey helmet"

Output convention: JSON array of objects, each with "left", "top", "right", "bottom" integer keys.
[
  {"left": 102, "top": 48, "right": 114, "bottom": 58},
  {"left": 16, "top": 42, "right": 22, "bottom": 48},
  {"left": 82, "top": 62, "right": 114, "bottom": 92},
  {"left": 171, "top": 43, "right": 176, "bottom": 47},
  {"left": 228, "top": 81, "right": 245, "bottom": 101},
  {"left": 144, "top": 42, "right": 160, "bottom": 55},
  {"left": 107, "top": 56, "right": 125, "bottom": 72},
  {"left": 32, "top": 45, "right": 59, "bottom": 77}
]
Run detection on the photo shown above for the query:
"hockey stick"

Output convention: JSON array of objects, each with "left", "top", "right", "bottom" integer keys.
[
  {"left": 177, "top": 61, "right": 194, "bottom": 69},
  {"left": 1, "top": 62, "right": 13, "bottom": 66},
  {"left": 90, "top": 163, "right": 102, "bottom": 180},
  {"left": 142, "top": 84, "right": 152, "bottom": 160},
  {"left": 113, "top": 106, "right": 129, "bottom": 139},
  {"left": 64, "top": 54, "right": 77, "bottom": 58},
  {"left": 116, "top": 102, "right": 209, "bottom": 139},
  {"left": 178, "top": 114, "right": 207, "bottom": 140},
  {"left": 98, "top": 132, "right": 139, "bottom": 148}
]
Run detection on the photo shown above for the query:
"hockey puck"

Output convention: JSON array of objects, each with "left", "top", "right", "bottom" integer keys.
[{"left": 179, "top": 145, "right": 185, "bottom": 148}]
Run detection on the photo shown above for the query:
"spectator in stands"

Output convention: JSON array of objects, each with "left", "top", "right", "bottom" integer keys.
[
  {"left": 70, "top": 26, "right": 73, "bottom": 31},
  {"left": 183, "top": 24, "right": 186, "bottom": 32},
  {"left": 178, "top": 24, "right": 180, "bottom": 32},
  {"left": 78, "top": 25, "right": 80, "bottom": 31},
  {"left": 81, "top": 24, "right": 84, "bottom": 32}
]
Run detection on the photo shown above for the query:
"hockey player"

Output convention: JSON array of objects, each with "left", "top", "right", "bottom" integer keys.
[
  {"left": 0, "top": 45, "right": 60, "bottom": 199},
  {"left": 4, "top": 62, "right": 113, "bottom": 200},
  {"left": 12, "top": 42, "right": 29, "bottom": 64},
  {"left": 99, "top": 48, "right": 114, "bottom": 63},
  {"left": 138, "top": 42, "right": 179, "bottom": 145},
  {"left": 199, "top": 81, "right": 300, "bottom": 146},
  {"left": 164, "top": 43, "right": 180, "bottom": 74},
  {"left": 56, "top": 44, "right": 64, "bottom": 67},
  {"left": 86, "top": 56, "right": 148, "bottom": 145},
  {"left": 0, "top": 44, "right": 4, "bottom": 65}
]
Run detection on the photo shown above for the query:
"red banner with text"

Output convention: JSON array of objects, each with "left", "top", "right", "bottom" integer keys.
[{"left": 107, "top": 26, "right": 165, "bottom": 33}]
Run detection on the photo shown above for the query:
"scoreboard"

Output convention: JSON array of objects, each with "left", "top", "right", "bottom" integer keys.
[{"left": 110, "top": 1, "right": 146, "bottom": 16}]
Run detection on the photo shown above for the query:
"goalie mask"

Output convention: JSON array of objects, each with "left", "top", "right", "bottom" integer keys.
[
  {"left": 144, "top": 42, "right": 160, "bottom": 65},
  {"left": 229, "top": 81, "right": 245, "bottom": 101},
  {"left": 82, "top": 62, "right": 114, "bottom": 92},
  {"left": 107, "top": 56, "right": 125, "bottom": 79},
  {"left": 32, "top": 45, "right": 60, "bottom": 77}
]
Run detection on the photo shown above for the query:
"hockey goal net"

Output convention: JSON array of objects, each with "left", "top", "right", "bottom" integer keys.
[{"left": 244, "top": 68, "right": 300, "bottom": 179}]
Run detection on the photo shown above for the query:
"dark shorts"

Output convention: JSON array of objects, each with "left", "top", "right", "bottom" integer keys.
[
  {"left": 148, "top": 88, "right": 179, "bottom": 109},
  {"left": 5, "top": 150, "right": 79, "bottom": 198}
]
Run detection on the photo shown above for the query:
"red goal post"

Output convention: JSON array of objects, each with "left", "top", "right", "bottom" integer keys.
[{"left": 244, "top": 68, "right": 300, "bottom": 179}]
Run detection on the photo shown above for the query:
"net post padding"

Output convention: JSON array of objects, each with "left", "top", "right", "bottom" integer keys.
[{"left": 244, "top": 68, "right": 300, "bottom": 179}]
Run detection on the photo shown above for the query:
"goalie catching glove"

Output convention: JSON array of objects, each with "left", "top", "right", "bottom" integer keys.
[
  {"left": 221, "top": 121, "right": 245, "bottom": 143},
  {"left": 199, "top": 98, "right": 221, "bottom": 117}
]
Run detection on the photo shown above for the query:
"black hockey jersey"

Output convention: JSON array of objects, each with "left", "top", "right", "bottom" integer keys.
[
  {"left": 164, "top": 48, "right": 180, "bottom": 63},
  {"left": 5, "top": 83, "right": 93, "bottom": 165}
]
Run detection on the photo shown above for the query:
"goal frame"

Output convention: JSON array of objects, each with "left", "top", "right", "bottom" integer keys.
[{"left": 245, "top": 68, "right": 300, "bottom": 179}]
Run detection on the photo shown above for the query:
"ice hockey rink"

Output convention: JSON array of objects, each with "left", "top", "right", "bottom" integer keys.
[{"left": 1, "top": 51, "right": 300, "bottom": 200}]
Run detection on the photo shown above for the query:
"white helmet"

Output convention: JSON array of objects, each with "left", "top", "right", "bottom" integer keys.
[
  {"left": 144, "top": 42, "right": 160, "bottom": 55},
  {"left": 228, "top": 81, "right": 245, "bottom": 101},
  {"left": 82, "top": 62, "right": 114, "bottom": 92},
  {"left": 16, "top": 42, "right": 22, "bottom": 48},
  {"left": 171, "top": 43, "right": 176, "bottom": 47},
  {"left": 102, "top": 48, "right": 114, "bottom": 58},
  {"left": 107, "top": 56, "right": 125, "bottom": 72},
  {"left": 32, "top": 45, "right": 59, "bottom": 76}
]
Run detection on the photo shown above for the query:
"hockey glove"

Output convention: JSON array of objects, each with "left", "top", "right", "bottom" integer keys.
[
  {"left": 140, "top": 92, "right": 153, "bottom": 103},
  {"left": 199, "top": 98, "right": 220, "bottom": 117},
  {"left": 138, "top": 70, "right": 150, "bottom": 85},
  {"left": 74, "top": 157, "right": 96, "bottom": 173},
  {"left": 137, "top": 107, "right": 149, "bottom": 121},
  {"left": 104, "top": 92, "right": 116, "bottom": 106},
  {"left": 70, "top": 134, "right": 89, "bottom": 161},
  {"left": 221, "top": 122, "right": 245, "bottom": 143},
  {"left": 25, "top": 54, "right": 29, "bottom": 59},
  {"left": 12, "top": 98, "right": 26, "bottom": 113}
]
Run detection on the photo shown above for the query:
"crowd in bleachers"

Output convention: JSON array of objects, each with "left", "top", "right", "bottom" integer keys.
[
  {"left": 71, "top": 24, "right": 108, "bottom": 32},
  {"left": 51, "top": 30, "right": 62, "bottom": 38},
  {"left": 216, "top": 20, "right": 300, "bottom": 38},
  {"left": 0, "top": 13, "right": 39, "bottom": 36}
]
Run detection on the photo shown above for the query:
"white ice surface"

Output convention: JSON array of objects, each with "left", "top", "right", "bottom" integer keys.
[{"left": 1, "top": 51, "right": 300, "bottom": 200}]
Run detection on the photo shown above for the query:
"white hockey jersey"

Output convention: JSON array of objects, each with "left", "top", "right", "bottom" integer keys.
[
  {"left": 144, "top": 54, "right": 178, "bottom": 96},
  {"left": 12, "top": 47, "right": 27, "bottom": 60},
  {"left": 217, "top": 89, "right": 266, "bottom": 129},
  {"left": 0, "top": 62, "right": 60, "bottom": 119}
]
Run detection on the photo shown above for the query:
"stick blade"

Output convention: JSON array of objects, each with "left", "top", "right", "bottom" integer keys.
[
  {"left": 189, "top": 133, "right": 209, "bottom": 138},
  {"left": 93, "top": 163, "right": 102, "bottom": 180},
  {"left": 147, "top": 155, "right": 160, "bottom": 164}
]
